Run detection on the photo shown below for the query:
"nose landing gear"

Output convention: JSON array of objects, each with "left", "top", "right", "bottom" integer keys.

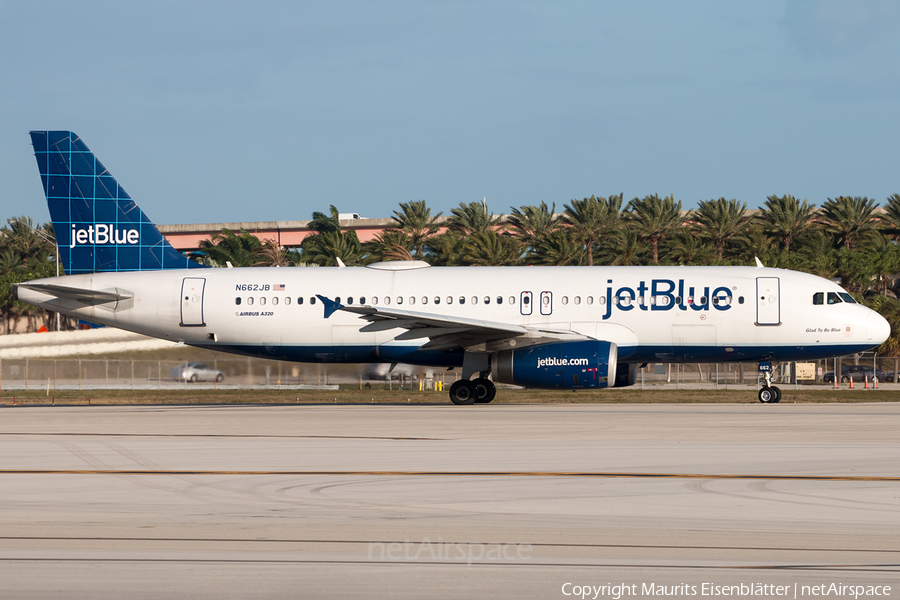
[{"left": 758, "top": 362, "right": 781, "bottom": 403}]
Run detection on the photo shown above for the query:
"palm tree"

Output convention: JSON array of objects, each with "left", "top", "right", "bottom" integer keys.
[
  {"left": 820, "top": 196, "right": 880, "bottom": 250},
  {"left": 301, "top": 230, "right": 363, "bottom": 266},
  {"left": 447, "top": 201, "right": 500, "bottom": 236},
  {"left": 878, "top": 193, "right": 900, "bottom": 240},
  {"left": 693, "top": 198, "right": 746, "bottom": 260},
  {"left": 626, "top": 194, "right": 686, "bottom": 264},
  {"left": 253, "top": 238, "right": 300, "bottom": 267},
  {"left": 756, "top": 195, "right": 817, "bottom": 252},
  {"left": 506, "top": 201, "right": 560, "bottom": 257},
  {"left": 426, "top": 230, "right": 465, "bottom": 266},
  {"left": 308, "top": 205, "right": 342, "bottom": 233},
  {"left": 668, "top": 232, "right": 715, "bottom": 265},
  {"left": 459, "top": 230, "right": 523, "bottom": 266},
  {"left": 562, "top": 194, "right": 623, "bottom": 266},
  {"left": 363, "top": 229, "right": 414, "bottom": 262},
  {"left": 733, "top": 222, "right": 776, "bottom": 265},
  {"left": 530, "top": 230, "right": 583, "bottom": 266},
  {"left": 194, "top": 228, "right": 263, "bottom": 267},
  {"left": 391, "top": 200, "right": 442, "bottom": 257},
  {"left": 1, "top": 216, "right": 55, "bottom": 267}
]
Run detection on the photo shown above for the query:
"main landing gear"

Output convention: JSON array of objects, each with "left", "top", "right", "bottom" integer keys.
[
  {"left": 758, "top": 363, "right": 781, "bottom": 404},
  {"left": 448, "top": 377, "right": 496, "bottom": 405}
]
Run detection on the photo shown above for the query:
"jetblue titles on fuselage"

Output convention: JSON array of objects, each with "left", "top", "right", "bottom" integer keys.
[{"left": 599, "top": 278, "right": 732, "bottom": 320}]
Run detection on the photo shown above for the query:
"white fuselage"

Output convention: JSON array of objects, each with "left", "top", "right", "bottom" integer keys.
[{"left": 17, "top": 263, "right": 889, "bottom": 368}]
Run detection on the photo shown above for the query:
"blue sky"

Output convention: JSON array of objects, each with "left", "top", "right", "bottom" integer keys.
[{"left": 1, "top": 1, "right": 899, "bottom": 226}]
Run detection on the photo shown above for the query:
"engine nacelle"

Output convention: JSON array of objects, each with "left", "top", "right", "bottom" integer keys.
[{"left": 493, "top": 340, "right": 617, "bottom": 389}]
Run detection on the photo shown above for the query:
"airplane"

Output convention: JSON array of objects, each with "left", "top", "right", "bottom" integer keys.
[{"left": 14, "top": 131, "right": 891, "bottom": 405}]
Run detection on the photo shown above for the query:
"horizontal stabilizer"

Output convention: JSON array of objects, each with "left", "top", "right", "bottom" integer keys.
[{"left": 16, "top": 283, "right": 132, "bottom": 304}]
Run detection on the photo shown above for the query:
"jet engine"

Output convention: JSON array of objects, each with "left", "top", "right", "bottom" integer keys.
[{"left": 492, "top": 340, "right": 617, "bottom": 389}]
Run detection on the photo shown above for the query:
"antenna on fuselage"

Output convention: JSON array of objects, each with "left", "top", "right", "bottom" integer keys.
[{"left": 754, "top": 257, "right": 764, "bottom": 268}]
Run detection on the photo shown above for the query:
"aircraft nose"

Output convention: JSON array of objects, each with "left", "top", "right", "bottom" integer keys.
[{"left": 866, "top": 310, "right": 891, "bottom": 344}]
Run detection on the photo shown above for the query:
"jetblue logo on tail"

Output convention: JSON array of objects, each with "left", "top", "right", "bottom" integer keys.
[{"left": 69, "top": 224, "right": 139, "bottom": 248}]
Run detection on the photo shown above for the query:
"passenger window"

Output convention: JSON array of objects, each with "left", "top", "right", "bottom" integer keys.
[
  {"left": 384, "top": 297, "right": 390, "bottom": 305},
  {"left": 599, "top": 296, "right": 606, "bottom": 305},
  {"left": 235, "top": 297, "right": 242, "bottom": 305},
  {"left": 499, "top": 296, "right": 505, "bottom": 305},
  {"left": 335, "top": 297, "right": 341, "bottom": 304},
  {"left": 434, "top": 297, "right": 440, "bottom": 304},
  {"left": 397, "top": 297, "right": 403, "bottom": 305},
  {"left": 459, "top": 297, "right": 465, "bottom": 305},
  {"left": 484, "top": 297, "right": 490, "bottom": 304},
  {"left": 613, "top": 296, "right": 620, "bottom": 305},
  {"left": 827, "top": 292, "right": 842, "bottom": 305},
  {"left": 738, "top": 296, "right": 744, "bottom": 304},
  {"left": 359, "top": 297, "right": 365, "bottom": 304},
  {"left": 447, "top": 297, "right": 453, "bottom": 304},
  {"left": 637, "top": 296, "right": 644, "bottom": 306},
  {"left": 508, "top": 297, "right": 514, "bottom": 304},
  {"left": 575, "top": 296, "right": 581, "bottom": 305},
  {"left": 372, "top": 297, "right": 378, "bottom": 305},
  {"left": 310, "top": 297, "right": 316, "bottom": 305},
  {"left": 248, "top": 297, "right": 255, "bottom": 306},
  {"left": 422, "top": 297, "right": 428, "bottom": 304},
  {"left": 284, "top": 297, "right": 291, "bottom": 306},
  {"left": 345, "top": 297, "right": 352, "bottom": 305},
  {"left": 471, "top": 297, "right": 478, "bottom": 305},
  {"left": 272, "top": 297, "right": 279, "bottom": 306},
  {"left": 298, "top": 297, "right": 304, "bottom": 305},
  {"left": 561, "top": 296, "right": 569, "bottom": 305},
  {"left": 409, "top": 297, "right": 415, "bottom": 305},
  {"left": 675, "top": 296, "right": 682, "bottom": 304},
  {"left": 649, "top": 296, "right": 656, "bottom": 306},
  {"left": 260, "top": 297, "right": 266, "bottom": 306},
  {"left": 699, "top": 296, "right": 707, "bottom": 305},
  {"left": 813, "top": 292, "right": 824, "bottom": 305},
  {"left": 587, "top": 296, "right": 593, "bottom": 305}
]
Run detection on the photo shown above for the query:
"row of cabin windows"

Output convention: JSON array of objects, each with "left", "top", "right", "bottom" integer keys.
[
  {"left": 812, "top": 291, "right": 857, "bottom": 305},
  {"left": 235, "top": 294, "right": 743, "bottom": 307}
]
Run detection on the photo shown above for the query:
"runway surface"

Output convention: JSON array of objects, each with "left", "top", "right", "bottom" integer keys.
[{"left": 1, "top": 403, "right": 898, "bottom": 599}]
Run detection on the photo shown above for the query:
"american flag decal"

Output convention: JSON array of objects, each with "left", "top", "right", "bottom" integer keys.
[{"left": 273, "top": 284, "right": 285, "bottom": 291}]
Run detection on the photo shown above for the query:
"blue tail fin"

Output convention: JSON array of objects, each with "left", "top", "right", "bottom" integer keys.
[{"left": 29, "top": 131, "right": 205, "bottom": 275}]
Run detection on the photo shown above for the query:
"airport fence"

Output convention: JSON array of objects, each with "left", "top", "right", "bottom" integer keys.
[{"left": 0, "top": 355, "right": 896, "bottom": 392}]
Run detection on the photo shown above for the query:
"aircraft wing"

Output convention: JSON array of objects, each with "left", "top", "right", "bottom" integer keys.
[
  {"left": 317, "top": 295, "right": 589, "bottom": 352},
  {"left": 15, "top": 283, "right": 133, "bottom": 304}
]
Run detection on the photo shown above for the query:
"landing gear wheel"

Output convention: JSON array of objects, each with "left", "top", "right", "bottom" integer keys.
[
  {"left": 472, "top": 378, "right": 496, "bottom": 404},
  {"left": 771, "top": 386, "right": 782, "bottom": 403},
  {"left": 758, "top": 386, "right": 777, "bottom": 403},
  {"left": 449, "top": 380, "right": 477, "bottom": 405}
]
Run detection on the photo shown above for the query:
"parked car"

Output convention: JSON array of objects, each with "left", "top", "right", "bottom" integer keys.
[
  {"left": 885, "top": 371, "right": 896, "bottom": 383},
  {"left": 822, "top": 365, "right": 884, "bottom": 384},
  {"left": 170, "top": 362, "right": 225, "bottom": 383}
]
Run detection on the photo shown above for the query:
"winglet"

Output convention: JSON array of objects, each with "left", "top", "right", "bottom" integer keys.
[
  {"left": 316, "top": 294, "right": 344, "bottom": 319},
  {"left": 754, "top": 256, "right": 764, "bottom": 268}
]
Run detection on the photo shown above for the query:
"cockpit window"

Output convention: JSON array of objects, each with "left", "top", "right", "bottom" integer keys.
[
  {"left": 827, "top": 292, "right": 842, "bottom": 305},
  {"left": 813, "top": 292, "right": 824, "bottom": 305},
  {"left": 838, "top": 293, "right": 857, "bottom": 304}
]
